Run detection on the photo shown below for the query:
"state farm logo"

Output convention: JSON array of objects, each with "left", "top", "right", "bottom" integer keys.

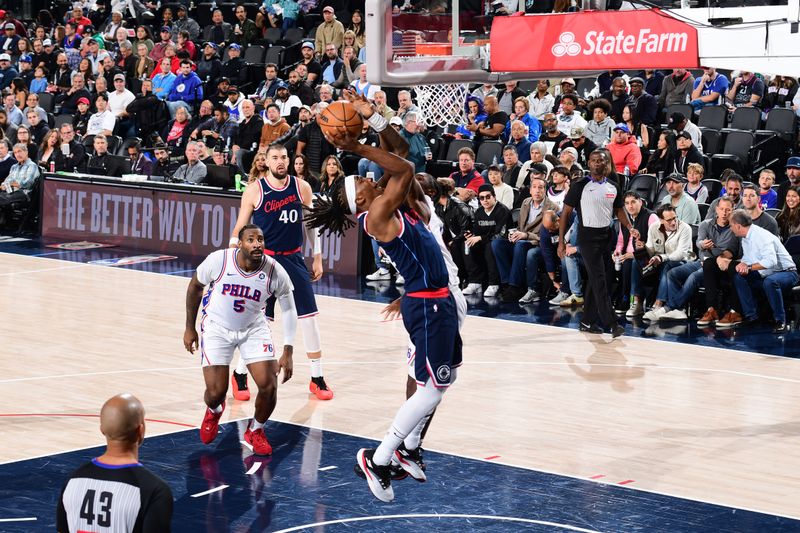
[{"left": 551, "top": 29, "right": 689, "bottom": 57}]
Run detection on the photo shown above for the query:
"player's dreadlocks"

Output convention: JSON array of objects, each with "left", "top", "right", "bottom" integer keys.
[{"left": 304, "top": 178, "right": 356, "bottom": 237}]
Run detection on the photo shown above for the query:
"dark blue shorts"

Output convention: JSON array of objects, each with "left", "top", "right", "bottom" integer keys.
[
  {"left": 401, "top": 292, "right": 462, "bottom": 388},
  {"left": 265, "top": 253, "right": 319, "bottom": 319}
]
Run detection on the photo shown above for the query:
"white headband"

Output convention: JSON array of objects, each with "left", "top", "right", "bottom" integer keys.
[{"left": 344, "top": 175, "right": 358, "bottom": 215}]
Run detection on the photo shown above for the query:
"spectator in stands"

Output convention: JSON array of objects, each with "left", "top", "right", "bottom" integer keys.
[
  {"left": 152, "top": 57, "right": 175, "bottom": 100},
  {"left": 555, "top": 94, "right": 586, "bottom": 137},
  {"left": 449, "top": 147, "right": 484, "bottom": 202},
  {"left": 462, "top": 184, "right": 511, "bottom": 297},
  {"left": 640, "top": 204, "right": 695, "bottom": 320},
  {"left": 72, "top": 97, "right": 92, "bottom": 136},
  {"left": 777, "top": 157, "right": 800, "bottom": 208},
  {"left": 434, "top": 177, "right": 472, "bottom": 282},
  {"left": 640, "top": 69, "right": 665, "bottom": 97},
  {"left": 350, "top": 64, "right": 379, "bottom": 101},
  {"left": 37, "top": 129, "right": 65, "bottom": 171},
  {"left": 758, "top": 169, "right": 777, "bottom": 209},
  {"left": 661, "top": 173, "right": 700, "bottom": 224},
  {"left": 0, "top": 23, "right": 20, "bottom": 57},
  {"left": 493, "top": 175, "right": 558, "bottom": 302},
  {"left": 220, "top": 43, "right": 246, "bottom": 87},
  {"left": 472, "top": 83, "right": 497, "bottom": 102},
  {"left": 487, "top": 164, "right": 513, "bottom": 209},
  {"left": 173, "top": 5, "right": 201, "bottom": 42},
  {"left": 706, "top": 173, "right": 743, "bottom": 220},
  {"left": 538, "top": 113, "right": 566, "bottom": 153},
  {"left": 222, "top": 86, "right": 244, "bottom": 122},
  {"left": 673, "top": 130, "right": 703, "bottom": 176},
  {"left": 741, "top": 183, "right": 779, "bottom": 234},
  {"left": 657, "top": 197, "right": 738, "bottom": 322},
  {"left": 730, "top": 209, "right": 798, "bottom": 333},
  {"left": 197, "top": 43, "right": 222, "bottom": 92},
  {"left": 334, "top": 46, "right": 360, "bottom": 90},
  {"left": 469, "top": 94, "right": 507, "bottom": 142},
  {"left": 22, "top": 94, "right": 47, "bottom": 127},
  {"left": 200, "top": 104, "right": 237, "bottom": 150},
  {"left": 521, "top": 144, "right": 553, "bottom": 179},
  {"left": 0, "top": 139, "right": 13, "bottom": 181},
  {"left": 86, "top": 134, "right": 128, "bottom": 177},
  {"left": 593, "top": 70, "right": 626, "bottom": 97},
  {"left": 557, "top": 127, "right": 597, "bottom": 168},
  {"left": 293, "top": 153, "right": 319, "bottom": 191},
  {"left": 109, "top": 73, "right": 135, "bottom": 137},
  {"left": 600, "top": 77, "right": 629, "bottom": 123},
  {"left": 551, "top": 78, "right": 578, "bottom": 115},
  {"left": 315, "top": 6, "right": 345, "bottom": 58},
  {"left": 232, "top": 98, "right": 262, "bottom": 153},
  {"left": 496, "top": 81, "right": 526, "bottom": 116},
  {"left": 62, "top": 23, "right": 82, "bottom": 51},
  {"left": 607, "top": 123, "right": 641, "bottom": 176},
  {"left": 134, "top": 25, "right": 154, "bottom": 54},
  {"left": 150, "top": 144, "right": 178, "bottom": 180},
  {"left": 613, "top": 191, "right": 657, "bottom": 316},
  {"left": 690, "top": 67, "right": 729, "bottom": 111},
  {"left": 659, "top": 68, "right": 695, "bottom": 109},
  {"left": 684, "top": 162, "right": 708, "bottom": 203},
  {"left": 372, "top": 90, "right": 394, "bottom": 121},
  {"left": 500, "top": 145, "right": 523, "bottom": 188},
  {"left": 0, "top": 142, "right": 39, "bottom": 225},
  {"left": 167, "top": 59, "right": 203, "bottom": 117},
  {"left": 256, "top": 103, "right": 289, "bottom": 150},
  {"left": 86, "top": 93, "right": 116, "bottom": 137},
  {"left": 253, "top": 63, "right": 283, "bottom": 105},
  {"left": 231, "top": 4, "right": 257, "bottom": 47},
  {"left": 527, "top": 80, "right": 554, "bottom": 121},
  {"left": 176, "top": 30, "right": 197, "bottom": 61},
  {"left": 204, "top": 10, "right": 232, "bottom": 48},
  {"left": 558, "top": 147, "right": 581, "bottom": 174},
  {"left": 318, "top": 154, "right": 344, "bottom": 196},
  {"left": 132, "top": 43, "right": 154, "bottom": 79},
  {"left": 342, "top": 31, "right": 360, "bottom": 59},
  {"left": 150, "top": 27, "right": 173, "bottom": 63},
  {"left": 396, "top": 90, "right": 419, "bottom": 121},
  {"left": 584, "top": 99, "right": 614, "bottom": 148},
  {"left": 173, "top": 140, "right": 206, "bottom": 183},
  {"left": 547, "top": 165, "right": 569, "bottom": 209},
  {"left": 296, "top": 103, "right": 334, "bottom": 175},
  {"left": 125, "top": 142, "right": 152, "bottom": 176},
  {"left": 620, "top": 104, "right": 649, "bottom": 148},
  {"left": 2, "top": 91, "right": 22, "bottom": 126},
  {"left": 628, "top": 76, "right": 658, "bottom": 126},
  {"left": 13, "top": 125, "right": 36, "bottom": 160},
  {"left": 456, "top": 95, "right": 486, "bottom": 140},
  {"left": 668, "top": 112, "right": 702, "bottom": 152},
  {"left": 299, "top": 42, "right": 321, "bottom": 87},
  {"left": 505, "top": 97, "right": 540, "bottom": 143},
  {"left": 49, "top": 52, "right": 72, "bottom": 93},
  {"left": 726, "top": 70, "right": 764, "bottom": 109},
  {"left": 26, "top": 110, "right": 49, "bottom": 146},
  {"left": 0, "top": 108, "right": 17, "bottom": 142},
  {"left": 641, "top": 130, "right": 676, "bottom": 177},
  {"left": 0, "top": 53, "right": 17, "bottom": 91},
  {"left": 777, "top": 185, "right": 800, "bottom": 241},
  {"left": 287, "top": 69, "right": 314, "bottom": 106},
  {"left": 85, "top": 40, "right": 110, "bottom": 76},
  {"left": 398, "top": 111, "right": 427, "bottom": 173},
  {"left": 59, "top": 123, "right": 85, "bottom": 171},
  {"left": 19, "top": 58, "right": 38, "bottom": 91},
  {"left": 346, "top": 9, "right": 365, "bottom": 50},
  {"left": 317, "top": 83, "right": 334, "bottom": 105}
]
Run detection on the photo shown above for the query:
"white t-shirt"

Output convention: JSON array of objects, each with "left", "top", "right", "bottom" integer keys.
[
  {"left": 107, "top": 89, "right": 135, "bottom": 117},
  {"left": 196, "top": 248, "right": 294, "bottom": 331},
  {"left": 493, "top": 183, "right": 514, "bottom": 210},
  {"left": 86, "top": 109, "right": 117, "bottom": 135}
]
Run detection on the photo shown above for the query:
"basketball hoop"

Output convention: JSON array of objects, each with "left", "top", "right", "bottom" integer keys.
[{"left": 413, "top": 84, "right": 469, "bottom": 129}]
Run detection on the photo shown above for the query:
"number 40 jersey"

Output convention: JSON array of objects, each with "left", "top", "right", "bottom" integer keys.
[{"left": 197, "top": 248, "right": 294, "bottom": 331}]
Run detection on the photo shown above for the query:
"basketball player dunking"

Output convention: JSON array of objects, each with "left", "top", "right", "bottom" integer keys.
[
  {"left": 184, "top": 225, "right": 296, "bottom": 455},
  {"left": 231, "top": 146, "right": 334, "bottom": 401},
  {"left": 305, "top": 123, "right": 462, "bottom": 502}
]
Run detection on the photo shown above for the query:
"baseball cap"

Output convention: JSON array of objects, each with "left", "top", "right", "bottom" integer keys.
[
  {"left": 226, "top": 86, "right": 239, "bottom": 95},
  {"left": 613, "top": 123, "right": 630, "bottom": 134},
  {"left": 77, "top": 97, "right": 91, "bottom": 105},
  {"left": 205, "top": 42, "right": 218, "bottom": 49},
  {"left": 786, "top": 156, "right": 800, "bottom": 169},
  {"left": 228, "top": 43, "right": 241, "bottom": 51},
  {"left": 300, "top": 104, "right": 312, "bottom": 113},
  {"left": 676, "top": 130, "right": 692, "bottom": 141},
  {"left": 560, "top": 78, "right": 575, "bottom": 86},
  {"left": 114, "top": 73, "right": 126, "bottom": 81},
  {"left": 669, "top": 112, "right": 686, "bottom": 124},
  {"left": 4, "top": 23, "right": 14, "bottom": 30},
  {"left": 43, "top": 38, "right": 53, "bottom": 46},
  {"left": 0, "top": 10, "right": 5, "bottom": 18},
  {"left": 301, "top": 41, "right": 314, "bottom": 51},
  {"left": 19, "top": 54, "right": 32, "bottom": 63},
  {"left": 322, "top": 6, "right": 334, "bottom": 13},
  {"left": 275, "top": 81, "right": 288, "bottom": 90},
  {"left": 160, "top": 26, "right": 171, "bottom": 32},
  {"left": 529, "top": 162, "right": 548, "bottom": 175},
  {"left": 84, "top": 25, "right": 95, "bottom": 33},
  {"left": 177, "top": 4, "right": 187, "bottom": 11},
  {"left": 218, "top": 76, "right": 230, "bottom": 84},
  {"left": 569, "top": 126, "right": 584, "bottom": 139},
  {"left": 664, "top": 173, "right": 687, "bottom": 183},
  {"left": 389, "top": 116, "right": 403, "bottom": 126},
  {"left": 629, "top": 76, "right": 645, "bottom": 85},
  {"left": 0, "top": 53, "right": 10, "bottom": 61}
]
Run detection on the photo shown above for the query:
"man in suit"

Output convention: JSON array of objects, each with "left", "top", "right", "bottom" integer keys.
[{"left": 491, "top": 175, "right": 560, "bottom": 303}]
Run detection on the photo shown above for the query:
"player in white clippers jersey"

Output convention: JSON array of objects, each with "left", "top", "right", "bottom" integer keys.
[{"left": 184, "top": 224, "right": 297, "bottom": 456}]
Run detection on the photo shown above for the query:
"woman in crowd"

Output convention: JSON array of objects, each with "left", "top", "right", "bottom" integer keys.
[
  {"left": 318, "top": 154, "right": 344, "bottom": 197},
  {"left": 14, "top": 38, "right": 33, "bottom": 62},
  {"left": 16, "top": 126, "right": 38, "bottom": 161},
  {"left": 641, "top": 130, "right": 676, "bottom": 177},
  {"left": 504, "top": 97, "right": 540, "bottom": 143},
  {"left": 342, "top": 30, "right": 360, "bottom": 56},
  {"left": 134, "top": 42, "right": 155, "bottom": 79},
  {"left": 456, "top": 95, "right": 486, "bottom": 140},
  {"left": 11, "top": 79, "right": 28, "bottom": 109},
  {"left": 621, "top": 104, "right": 649, "bottom": 148},
  {"left": 134, "top": 25, "right": 154, "bottom": 54},
  {"left": 294, "top": 153, "right": 320, "bottom": 192},
  {"left": 163, "top": 106, "right": 193, "bottom": 157},
  {"left": 347, "top": 9, "right": 365, "bottom": 49},
  {"left": 777, "top": 186, "right": 800, "bottom": 241},
  {"left": 520, "top": 141, "right": 554, "bottom": 178},
  {"left": 37, "top": 129, "right": 66, "bottom": 171},
  {"left": 75, "top": 58, "right": 95, "bottom": 88}
]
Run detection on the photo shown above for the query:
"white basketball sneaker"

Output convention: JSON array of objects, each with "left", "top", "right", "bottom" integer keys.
[{"left": 356, "top": 448, "right": 394, "bottom": 502}]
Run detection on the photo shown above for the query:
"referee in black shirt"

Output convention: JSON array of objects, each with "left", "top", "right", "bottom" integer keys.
[
  {"left": 57, "top": 394, "right": 173, "bottom": 532},
  {"left": 558, "top": 150, "right": 636, "bottom": 337}
]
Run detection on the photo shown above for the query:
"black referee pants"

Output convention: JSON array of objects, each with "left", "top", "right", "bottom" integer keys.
[{"left": 577, "top": 226, "right": 617, "bottom": 328}]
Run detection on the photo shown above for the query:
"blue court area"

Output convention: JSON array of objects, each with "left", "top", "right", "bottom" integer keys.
[
  {"left": 2, "top": 419, "right": 798, "bottom": 532},
  {"left": 2, "top": 236, "right": 799, "bottom": 360}
]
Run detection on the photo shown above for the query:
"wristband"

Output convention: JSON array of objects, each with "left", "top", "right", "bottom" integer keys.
[
  {"left": 367, "top": 113, "right": 388, "bottom": 132},
  {"left": 228, "top": 237, "right": 238, "bottom": 246}
]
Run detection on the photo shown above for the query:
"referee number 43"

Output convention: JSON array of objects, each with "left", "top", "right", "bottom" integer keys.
[{"left": 80, "top": 489, "right": 113, "bottom": 527}]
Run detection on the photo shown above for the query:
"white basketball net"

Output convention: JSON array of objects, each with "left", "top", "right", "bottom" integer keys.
[{"left": 413, "top": 84, "right": 469, "bottom": 129}]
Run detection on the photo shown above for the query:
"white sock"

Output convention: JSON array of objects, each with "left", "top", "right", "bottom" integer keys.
[
  {"left": 250, "top": 418, "right": 265, "bottom": 430},
  {"left": 309, "top": 358, "right": 322, "bottom": 378},
  {"left": 208, "top": 403, "right": 223, "bottom": 414},
  {"left": 234, "top": 357, "right": 248, "bottom": 375},
  {"left": 403, "top": 412, "right": 432, "bottom": 450}
]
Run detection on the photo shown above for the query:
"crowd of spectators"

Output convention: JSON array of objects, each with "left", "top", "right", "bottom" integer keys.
[{"left": 0, "top": 2, "right": 799, "bottom": 332}]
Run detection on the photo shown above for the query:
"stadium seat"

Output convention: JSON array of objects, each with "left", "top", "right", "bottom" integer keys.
[
  {"left": 265, "top": 45, "right": 285, "bottom": 69},
  {"left": 701, "top": 129, "right": 721, "bottom": 155},
  {"left": 697, "top": 202, "right": 710, "bottom": 219},
  {"left": 38, "top": 93, "right": 55, "bottom": 113},
  {"left": 766, "top": 208, "right": 781, "bottom": 219},
  {"left": 701, "top": 178, "right": 722, "bottom": 199},
  {"left": 54, "top": 115, "right": 73, "bottom": 129},
  {"left": 757, "top": 108, "right": 797, "bottom": 142},
  {"left": 443, "top": 138, "right": 474, "bottom": 162},
  {"left": 666, "top": 103, "right": 693, "bottom": 122},
  {"left": 264, "top": 28, "right": 282, "bottom": 45},
  {"left": 697, "top": 105, "right": 728, "bottom": 131},
  {"left": 723, "top": 106, "right": 761, "bottom": 133},
  {"left": 283, "top": 28, "right": 305, "bottom": 45},
  {"left": 575, "top": 78, "right": 595, "bottom": 99},
  {"left": 235, "top": 148, "right": 255, "bottom": 179},
  {"left": 475, "top": 140, "right": 504, "bottom": 169},
  {"left": 626, "top": 173, "right": 659, "bottom": 207},
  {"left": 244, "top": 45, "right": 266, "bottom": 65},
  {"left": 711, "top": 130, "right": 754, "bottom": 176}
]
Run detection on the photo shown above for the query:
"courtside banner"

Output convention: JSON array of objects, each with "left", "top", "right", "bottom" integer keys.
[{"left": 490, "top": 9, "right": 698, "bottom": 72}]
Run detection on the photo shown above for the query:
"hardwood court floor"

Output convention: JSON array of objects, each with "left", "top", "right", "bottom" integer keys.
[{"left": 1, "top": 252, "right": 799, "bottom": 521}]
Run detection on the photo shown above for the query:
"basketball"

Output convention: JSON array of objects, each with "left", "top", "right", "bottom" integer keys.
[{"left": 317, "top": 101, "right": 363, "bottom": 140}]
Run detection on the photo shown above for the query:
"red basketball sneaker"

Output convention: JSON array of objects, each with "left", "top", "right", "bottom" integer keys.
[
  {"left": 231, "top": 371, "right": 250, "bottom": 401},
  {"left": 199, "top": 401, "right": 225, "bottom": 444},
  {"left": 244, "top": 424, "right": 273, "bottom": 455},
  {"left": 309, "top": 377, "right": 334, "bottom": 400}
]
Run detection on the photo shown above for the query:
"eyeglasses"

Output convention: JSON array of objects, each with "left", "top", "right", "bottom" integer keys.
[
  {"left": 478, "top": 194, "right": 493, "bottom": 200},
  {"left": 662, "top": 216, "right": 677, "bottom": 223}
]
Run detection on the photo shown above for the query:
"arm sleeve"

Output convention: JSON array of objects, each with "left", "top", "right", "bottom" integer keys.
[
  {"left": 141, "top": 483, "right": 174, "bottom": 533},
  {"left": 269, "top": 261, "right": 297, "bottom": 345},
  {"left": 757, "top": 240, "right": 778, "bottom": 270},
  {"left": 696, "top": 221, "right": 708, "bottom": 250}
]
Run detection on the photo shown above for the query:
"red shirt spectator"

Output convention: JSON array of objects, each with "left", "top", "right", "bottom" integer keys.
[
  {"left": 607, "top": 123, "right": 642, "bottom": 175},
  {"left": 448, "top": 147, "right": 485, "bottom": 202}
]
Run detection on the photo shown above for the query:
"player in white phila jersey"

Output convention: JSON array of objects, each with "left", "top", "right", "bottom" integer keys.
[{"left": 184, "top": 224, "right": 297, "bottom": 456}]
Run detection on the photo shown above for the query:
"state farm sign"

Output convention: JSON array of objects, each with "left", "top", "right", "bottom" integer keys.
[{"left": 491, "top": 9, "right": 698, "bottom": 72}]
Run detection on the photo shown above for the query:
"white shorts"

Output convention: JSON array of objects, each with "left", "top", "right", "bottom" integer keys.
[
  {"left": 406, "top": 286, "right": 466, "bottom": 378},
  {"left": 200, "top": 316, "right": 277, "bottom": 367}
]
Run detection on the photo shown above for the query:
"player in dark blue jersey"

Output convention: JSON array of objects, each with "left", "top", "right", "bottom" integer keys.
[
  {"left": 305, "top": 121, "right": 461, "bottom": 503},
  {"left": 232, "top": 147, "right": 334, "bottom": 401}
]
